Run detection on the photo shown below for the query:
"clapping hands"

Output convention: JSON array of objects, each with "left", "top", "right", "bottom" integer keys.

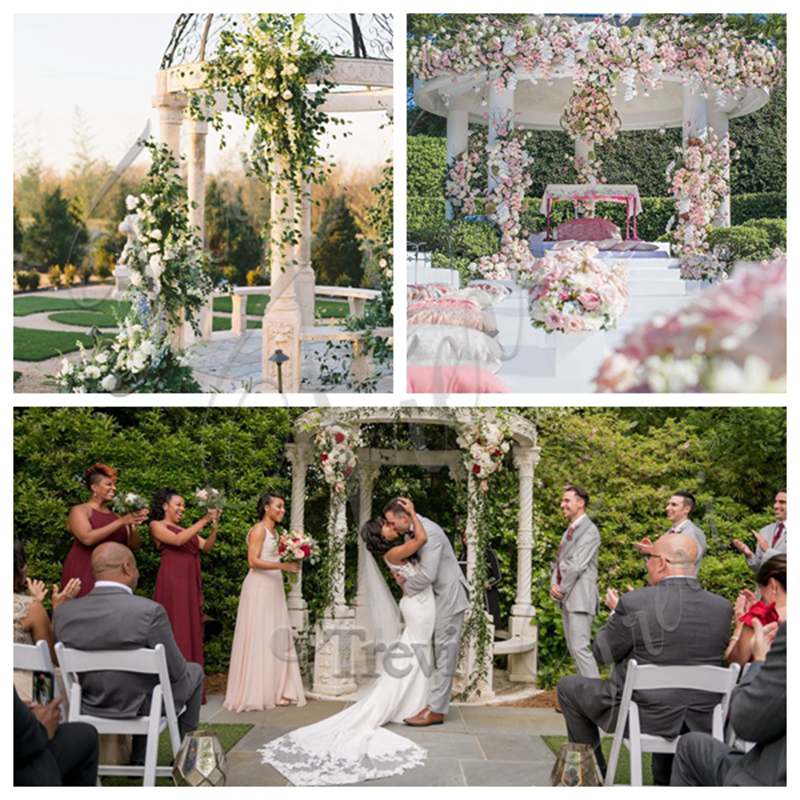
[
  {"left": 751, "top": 618, "right": 779, "bottom": 662},
  {"left": 733, "top": 588, "right": 758, "bottom": 618},
  {"left": 633, "top": 537, "right": 655, "bottom": 555},
  {"left": 52, "top": 578, "right": 82, "bottom": 607}
]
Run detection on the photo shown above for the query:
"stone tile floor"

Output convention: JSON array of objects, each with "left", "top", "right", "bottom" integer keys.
[{"left": 200, "top": 695, "right": 563, "bottom": 786}]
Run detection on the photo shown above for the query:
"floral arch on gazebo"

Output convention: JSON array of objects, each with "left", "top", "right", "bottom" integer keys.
[
  {"left": 406, "top": 14, "right": 783, "bottom": 393},
  {"left": 58, "top": 13, "right": 393, "bottom": 394},
  {"left": 287, "top": 407, "right": 540, "bottom": 702}
]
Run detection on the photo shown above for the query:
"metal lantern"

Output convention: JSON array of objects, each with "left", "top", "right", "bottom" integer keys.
[
  {"left": 550, "top": 742, "right": 603, "bottom": 787},
  {"left": 268, "top": 348, "right": 290, "bottom": 393},
  {"left": 173, "top": 731, "right": 227, "bottom": 786}
]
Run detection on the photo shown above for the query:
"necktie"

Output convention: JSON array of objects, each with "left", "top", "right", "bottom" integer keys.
[
  {"left": 556, "top": 524, "right": 576, "bottom": 584},
  {"left": 668, "top": 527, "right": 679, "bottom": 534},
  {"left": 772, "top": 523, "right": 785, "bottom": 548}
]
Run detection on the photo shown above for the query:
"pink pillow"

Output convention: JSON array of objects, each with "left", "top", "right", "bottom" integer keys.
[
  {"left": 407, "top": 305, "right": 498, "bottom": 335},
  {"left": 408, "top": 365, "right": 510, "bottom": 393},
  {"left": 556, "top": 218, "right": 621, "bottom": 242}
]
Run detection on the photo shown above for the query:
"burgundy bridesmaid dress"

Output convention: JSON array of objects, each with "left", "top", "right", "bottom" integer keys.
[
  {"left": 152, "top": 524, "right": 205, "bottom": 673},
  {"left": 61, "top": 508, "right": 128, "bottom": 598}
]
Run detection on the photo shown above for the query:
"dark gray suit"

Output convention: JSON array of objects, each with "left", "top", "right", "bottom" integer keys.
[
  {"left": 402, "top": 515, "right": 469, "bottom": 714},
  {"left": 557, "top": 576, "right": 732, "bottom": 783},
  {"left": 53, "top": 584, "right": 204, "bottom": 752},
  {"left": 672, "top": 623, "right": 786, "bottom": 786}
]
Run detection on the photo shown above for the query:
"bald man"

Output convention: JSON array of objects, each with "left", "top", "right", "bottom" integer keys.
[
  {"left": 557, "top": 534, "right": 732, "bottom": 785},
  {"left": 53, "top": 543, "right": 204, "bottom": 765}
]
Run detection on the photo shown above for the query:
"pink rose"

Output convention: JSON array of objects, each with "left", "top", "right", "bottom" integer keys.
[{"left": 578, "top": 292, "right": 601, "bottom": 311}]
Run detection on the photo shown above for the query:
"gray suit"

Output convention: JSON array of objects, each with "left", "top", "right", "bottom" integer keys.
[
  {"left": 668, "top": 518, "right": 706, "bottom": 568},
  {"left": 551, "top": 515, "right": 600, "bottom": 677},
  {"left": 53, "top": 585, "right": 204, "bottom": 746},
  {"left": 672, "top": 623, "right": 786, "bottom": 786},
  {"left": 746, "top": 521, "right": 786, "bottom": 571},
  {"left": 402, "top": 515, "right": 469, "bottom": 714},
  {"left": 557, "top": 576, "right": 732, "bottom": 783}
]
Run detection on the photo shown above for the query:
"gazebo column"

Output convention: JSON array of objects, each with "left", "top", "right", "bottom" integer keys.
[
  {"left": 487, "top": 81, "right": 515, "bottom": 194},
  {"left": 185, "top": 114, "right": 214, "bottom": 343},
  {"left": 263, "top": 156, "right": 303, "bottom": 392},
  {"left": 294, "top": 176, "right": 316, "bottom": 327},
  {"left": 681, "top": 82, "right": 709, "bottom": 145},
  {"left": 313, "top": 490, "right": 356, "bottom": 697},
  {"left": 285, "top": 444, "right": 311, "bottom": 634},
  {"left": 708, "top": 99, "right": 731, "bottom": 228},
  {"left": 353, "top": 463, "right": 381, "bottom": 678},
  {"left": 508, "top": 446, "right": 540, "bottom": 683},
  {"left": 445, "top": 104, "right": 469, "bottom": 220}
]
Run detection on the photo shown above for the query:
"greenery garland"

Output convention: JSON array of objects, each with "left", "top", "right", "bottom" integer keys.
[{"left": 189, "top": 13, "right": 345, "bottom": 262}]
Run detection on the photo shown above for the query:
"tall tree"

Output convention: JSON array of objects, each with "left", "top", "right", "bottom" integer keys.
[
  {"left": 13, "top": 206, "right": 24, "bottom": 254},
  {"left": 311, "top": 195, "right": 364, "bottom": 287},
  {"left": 22, "top": 187, "right": 89, "bottom": 269}
]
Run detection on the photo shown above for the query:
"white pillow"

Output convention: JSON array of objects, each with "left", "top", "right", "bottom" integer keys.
[
  {"left": 450, "top": 287, "right": 495, "bottom": 308},
  {"left": 407, "top": 324, "right": 504, "bottom": 373}
]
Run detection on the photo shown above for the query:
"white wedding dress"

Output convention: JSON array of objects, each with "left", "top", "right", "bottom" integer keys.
[{"left": 259, "top": 559, "right": 436, "bottom": 785}]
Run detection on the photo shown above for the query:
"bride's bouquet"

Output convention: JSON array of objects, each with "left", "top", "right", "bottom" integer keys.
[
  {"left": 195, "top": 486, "right": 226, "bottom": 511},
  {"left": 277, "top": 530, "right": 319, "bottom": 587},
  {"left": 111, "top": 491, "right": 148, "bottom": 516}
]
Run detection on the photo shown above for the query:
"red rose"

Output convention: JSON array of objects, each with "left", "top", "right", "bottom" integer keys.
[
  {"left": 492, "top": 449, "right": 501, "bottom": 457},
  {"left": 278, "top": 543, "right": 286, "bottom": 554},
  {"left": 334, "top": 432, "right": 345, "bottom": 444},
  {"left": 472, "top": 464, "right": 481, "bottom": 475},
  {"left": 320, "top": 453, "right": 329, "bottom": 462},
  {"left": 344, "top": 466, "right": 353, "bottom": 477},
  {"left": 302, "top": 545, "right": 310, "bottom": 557}
]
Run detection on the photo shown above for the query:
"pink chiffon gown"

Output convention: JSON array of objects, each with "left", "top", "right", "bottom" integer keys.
[{"left": 224, "top": 525, "right": 306, "bottom": 712}]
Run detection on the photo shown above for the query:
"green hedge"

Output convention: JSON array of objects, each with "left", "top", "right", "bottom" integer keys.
[
  {"left": 707, "top": 226, "right": 773, "bottom": 264},
  {"left": 14, "top": 407, "right": 785, "bottom": 685},
  {"left": 408, "top": 192, "right": 786, "bottom": 247},
  {"left": 740, "top": 218, "right": 787, "bottom": 251}
]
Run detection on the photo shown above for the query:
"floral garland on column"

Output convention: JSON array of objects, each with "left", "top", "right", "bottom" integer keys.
[
  {"left": 445, "top": 128, "right": 487, "bottom": 216},
  {"left": 667, "top": 130, "right": 736, "bottom": 279},
  {"left": 54, "top": 141, "right": 211, "bottom": 393},
  {"left": 310, "top": 422, "right": 364, "bottom": 613},
  {"left": 454, "top": 409, "right": 512, "bottom": 700},
  {"left": 190, "top": 13, "right": 341, "bottom": 260}
]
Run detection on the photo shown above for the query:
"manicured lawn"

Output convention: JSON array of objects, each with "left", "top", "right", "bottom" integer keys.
[
  {"left": 14, "top": 296, "right": 130, "bottom": 317},
  {"left": 101, "top": 723, "right": 253, "bottom": 787},
  {"left": 13, "top": 328, "right": 113, "bottom": 362},
  {"left": 542, "top": 735, "right": 654, "bottom": 786},
  {"left": 212, "top": 316, "right": 262, "bottom": 332},
  {"left": 48, "top": 310, "right": 120, "bottom": 328},
  {"left": 212, "top": 294, "right": 349, "bottom": 319}
]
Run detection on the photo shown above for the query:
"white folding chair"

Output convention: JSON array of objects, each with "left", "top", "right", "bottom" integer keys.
[
  {"left": 55, "top": 642, "right": 184, "bottom": 787},
  {"left": 14, "top": 640, "right": 64, "bottom": 713},
  {"left": 605, "top": 659, "right": 740, "bottom": 786}
]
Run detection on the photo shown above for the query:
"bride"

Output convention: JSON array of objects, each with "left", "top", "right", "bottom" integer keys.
[{"left": 259, "top": 498, "right": 435, "bottom": 785}]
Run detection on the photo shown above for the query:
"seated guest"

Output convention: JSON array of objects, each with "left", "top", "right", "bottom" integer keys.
[
  {"left": 557, "top": 534, "right": 732, "bottom": 785},
  {"left": 733, "top": 489, "right": 787, "bottom": 571},
  {"left": 671, "top": 620, "right": 786, "bottom": 786},
  {"left": 53, "top": 542, "right": 204, "bottom": 765},
  {"left": 14, "top": 690, "right": 98, "bottom": 786},
  {"left": 13, "top": 539, "right": 81, "bottom": 699},
  {"left": 726, "top": 555, "right": 786, "bottom": 666}
]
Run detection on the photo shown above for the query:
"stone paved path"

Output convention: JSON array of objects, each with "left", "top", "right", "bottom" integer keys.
[{"left": 200, "top": 696, "right": 562, "bottom": 786}]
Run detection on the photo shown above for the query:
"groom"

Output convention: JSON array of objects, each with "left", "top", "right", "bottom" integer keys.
[{"left": 383, "top": 497, "right": 470, "bottom": 726}]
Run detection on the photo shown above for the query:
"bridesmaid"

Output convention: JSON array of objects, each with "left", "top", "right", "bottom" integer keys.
[
  {"left": 63, "top": 463, "right": 146, "bottom": 597},
  {"left": 224, "top": 492, "right": 306, "bottom": 712},
  {"left": 149, "top": 488, "right": 219, "bottom": 677}
]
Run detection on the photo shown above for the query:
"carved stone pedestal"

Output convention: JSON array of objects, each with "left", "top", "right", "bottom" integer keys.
[
  {"left": 263, "top": 298, "right": 302, "bottom": 392},
  {"left": 312, "top": 606, "right": 358, "bottom": 697}
]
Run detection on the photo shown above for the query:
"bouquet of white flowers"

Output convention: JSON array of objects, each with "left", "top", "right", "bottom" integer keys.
[
  {"left": 111, "top": 491, "right": 149, "bottom": 516},
  {"left": 195, "top": 486, "right": 226, "bottom": 511}
]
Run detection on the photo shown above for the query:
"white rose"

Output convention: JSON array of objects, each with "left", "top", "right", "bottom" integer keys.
[
  {"left": 130, "top": 270, "right": 143, "bottom": 287},
  {"left": 282, "top": 89, "right": 293, "bottom": 101},
  {"left": 125, "top": 195, "right": 139, "bottom": 210},
  {"left": 149, "top": 228, "right": 162, "bottom": 240},
  {"left": 84, "top": 365, "right": 102, "bottom": 380},
  {"left": 94, "top": 350, "right": 109, "bottom": 365},
  {"left": 147, "top": 242, "right": 160, "bottom": 254},
  {"left": 59, "top": 358, "right": 73, "bottom": 376},
  {"left": 147, "top": 254, "right": 164, "bottom": 280},
  {"left": 101, "top": 374, "right": 119, "bottom": 392},
  {"left": 139, "top": 339, "right": 157, "bottom": 358}
]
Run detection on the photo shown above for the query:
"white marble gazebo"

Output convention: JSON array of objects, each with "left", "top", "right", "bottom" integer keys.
[
  {"left": 287, "top": 407, "right": 541, "bottom": 703},
  {"left": 415, "top": 63, "right": 770, "bottom": 228},
  {"left": 120, "top": 15, "right": 393, "bottom": 391}
]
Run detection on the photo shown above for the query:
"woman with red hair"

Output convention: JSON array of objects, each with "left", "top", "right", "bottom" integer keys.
[{"left": 61, "top": 463, "right": 147, "bottom": 597}]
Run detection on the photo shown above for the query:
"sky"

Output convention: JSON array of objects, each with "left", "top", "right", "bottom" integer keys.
[{"left": 14, "top": 14, "right": 392, "bottom": 177}]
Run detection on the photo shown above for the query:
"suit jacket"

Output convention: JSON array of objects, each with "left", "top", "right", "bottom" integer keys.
[
  {"left": 402, "top": 515, "right": 470, "bottom": 621},
  {"left": 724, "top": 623, "right": 786, "bottom": 786},
  {"left": 14, "top": 689, "right": 50, "bottom": 768},
  {"left": 591, "top": 576, "right": 732, "bottom": 737},
  {"left": 747, "top": 521, "right": 787, "bottom": 571},
  {"left": 53, "top": 585, "right": 197, "bottom": 719},
  {"left": 668, "top": 519, "right": 706, "bottom": 567},
  {"left": 551, "top": 515, "right": 600, "bottom": 614}
]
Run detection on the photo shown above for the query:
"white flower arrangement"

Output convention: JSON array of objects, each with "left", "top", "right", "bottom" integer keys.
[
  {"left": 456, "top": 411, "right": 512, "bottom": 492},
  {"left": 313, "top": 424, "right": 364, "bottom": 495}
]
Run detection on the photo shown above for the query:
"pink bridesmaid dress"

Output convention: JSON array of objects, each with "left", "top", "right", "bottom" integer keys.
[{"left": 224, "top": 526, "right": 306, "bottom": 711}]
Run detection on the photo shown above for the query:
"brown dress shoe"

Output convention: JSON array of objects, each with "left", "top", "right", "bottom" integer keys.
[{"left": 403, "top": 706, "right": 445, "bottom": 727}]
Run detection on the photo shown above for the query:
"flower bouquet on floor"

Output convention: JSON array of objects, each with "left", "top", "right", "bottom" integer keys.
[
  {"left": 594, "top": 257, "right": 785, "bottom": 392},
  {"left": 525, "top": 243, "right": 628, "bottom": 333},
  {"left": 195, "top": 486, "right": 226, "bottom": 511},
  {"left": 277, "top": 530, "right": 320, "bottom": 587},
  {"left": 111, "top": 491, "right": 149, "bottom": 516}
]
